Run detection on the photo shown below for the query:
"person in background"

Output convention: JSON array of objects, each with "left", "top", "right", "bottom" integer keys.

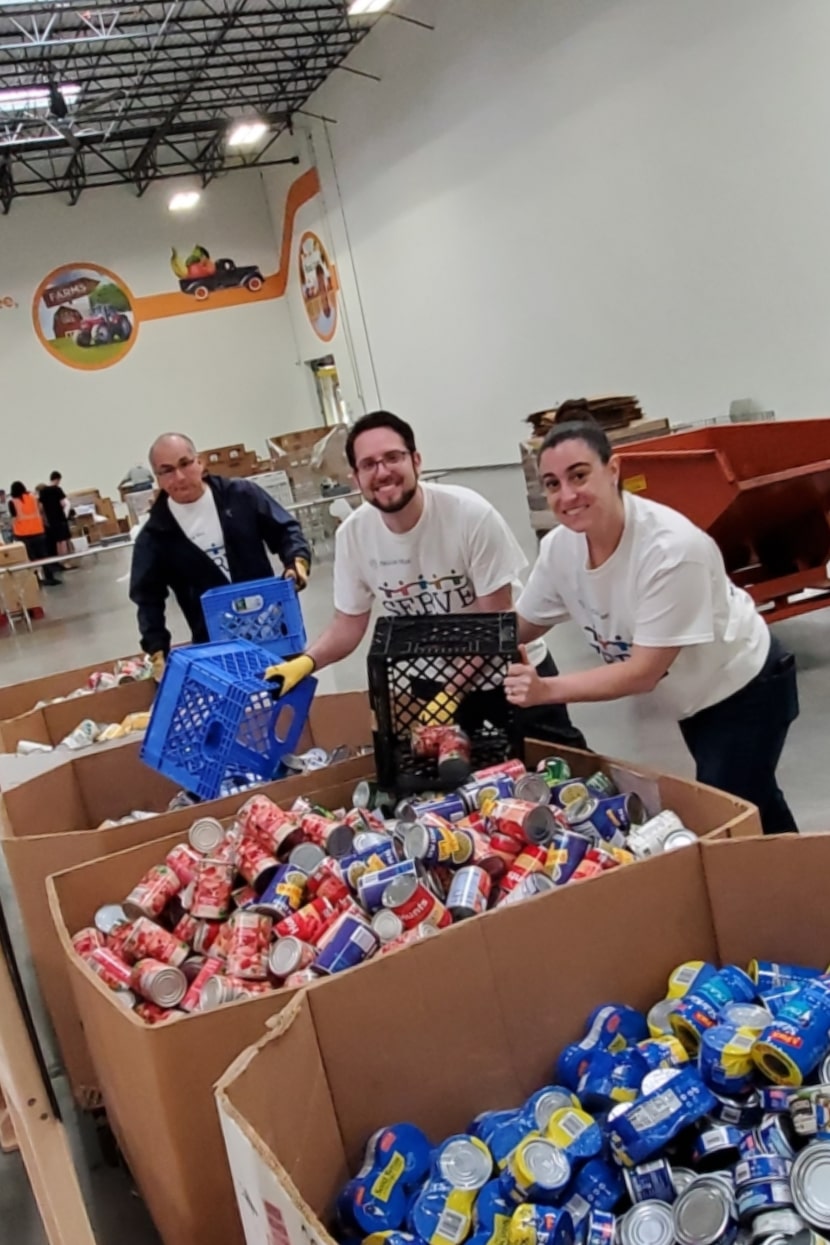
[
  {"left": 266, "top": 410, "right": 587, "bottom": 750},
  {"left": 8, "top": 481, "right": 61, "bottom": 586},
  {"left": 38, "top": 471, "right": 72, "bottom": 565},
  {"left": 0, "top": 489, "right": 13, "bottom": 544},
  {"left": 129, "top": 433, "right": 311, "bottom": 676},
  {"left": 506, "top": 418, "right": 798, "bottom": 835}
]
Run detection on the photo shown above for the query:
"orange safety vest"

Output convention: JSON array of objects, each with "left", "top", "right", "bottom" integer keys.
[{"left": 11, "top": 492, "right": 44, "bottom": 538}]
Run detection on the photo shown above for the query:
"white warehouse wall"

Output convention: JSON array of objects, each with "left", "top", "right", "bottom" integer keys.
[
  {"left": 284, "top": 0, "right": 830, "bottom": 468},
  {"left": 0, "top": 168, "right": 319, "bottom": 496}
]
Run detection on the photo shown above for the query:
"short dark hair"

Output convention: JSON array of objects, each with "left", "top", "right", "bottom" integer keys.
[
  {"left": 538, "top": 417, "right": 613, "bottom": 465},
  {"left": 10, "top": 481, "right": 26, "bottom": 499},
  {"left": 49, "top": 471, "right": 61, "bottom": 482},
  {"left": 345, "top": 411, "right": 417, "bottom": 469}
]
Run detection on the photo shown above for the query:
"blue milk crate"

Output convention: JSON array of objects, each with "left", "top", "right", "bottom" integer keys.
[
  {"left": 201, "top": 577, "right": 306, "bottom": 659},
  {"left": 141, "top": 640, "right": 316, "bottom": 801}
]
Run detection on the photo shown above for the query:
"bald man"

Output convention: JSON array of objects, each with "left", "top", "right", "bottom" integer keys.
[{"left": 129, "top": 433, "right": 311, "bottom": 663}]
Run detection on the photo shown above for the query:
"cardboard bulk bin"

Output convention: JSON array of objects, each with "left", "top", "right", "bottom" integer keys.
[
  {"left": 4, "top": 693, "right": 372, "bottom": 1105},
  {"left": 217, "top": 833, "right": 829, "bottom": 1245},
  {"left": 48, "top": 743, "right": 758, "bottom": 1245},
  {"left": 0, "top": 653, "right": 144, "bottom": 723},
  {"left": 0, "top": 679, "right": 157, "bottom": 753}
]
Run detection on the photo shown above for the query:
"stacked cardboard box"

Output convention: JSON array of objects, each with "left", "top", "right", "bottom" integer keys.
[
  {"left": 203, "top": 444, "right": 260, "bottom": 478},
  {"left": 0, "top": 542, "right": 44, "bottom": 620},
  {"left": 49, "top": 740, "right": 759, "bottom": 1245},
  {"left": 215, "top": 834, "right": 823, "bottom": 1245}
]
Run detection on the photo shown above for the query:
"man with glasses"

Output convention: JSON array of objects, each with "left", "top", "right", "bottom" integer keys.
[
  {"left": 129, "top": 432, "right": 310, "bottom": 673},
  {"left": 267, "top": 410, "right": 586, "bottom": 749}
]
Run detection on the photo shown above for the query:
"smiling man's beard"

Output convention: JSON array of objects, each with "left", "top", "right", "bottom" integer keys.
[{"left": 368, "top": 483, "right": 418, "bottom": 514}]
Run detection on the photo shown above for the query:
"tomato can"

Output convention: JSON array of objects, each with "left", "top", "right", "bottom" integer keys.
[
  {"left": 122, "top": 917, "right": 190, "bottom": 967},
  {"left": 301, "top": 812, "right": 354, "bottom": 858},
  {"left": 284, "top": 968, "right": 319, "bottom": 988},
  {"left": 180, "top": 956, "right": 224, "bottom": 1012},
  {"left": 498, "top": 844, "right": 549, "bottom": 897},
  {"left": 410, "top": 722, "right": 450, "bottom": 759},
  {"left": 437, "top": 725, "right": 472, "bottom": 786},
  {"left": 452, "top": 824, "right": 507, "bottom": 877},
  {"left": 134, "top": 1001, "right": 175, "bottom": 1025},
  {"left": 483, "top": 798, "right": 559, "bottom": 846},
  {"left": 473, "top": 758, "right": 527, "bottom": 782},
  {"left": 72, "top": 927, "right": 105, "bottom": 957},
  {"left": 190, "top": 858, "right": 235, "bottom": 920},
  {"left": 238, "top": 795, "right": 303, "bottom": 855},
  {"left": 226, "top": 911, "right": 272, "bottom": 980},
  {"left": 165, "top": 843, "right": 202, "bottom": 886},
  {"left": 274, "top": 896, "right": 336, "bottom": 944},
  {"left": 306, "top": 856, "right": 350, "bottom": 905},
  {"left": 130, "top": 958, "right": 187, "bottom": 1007},
  {"left": 269, "top": 936, "right": 317, "bottom": 978},
  {"left": 85, "top": 946, "right": 133, "bottom": 991},
  {"left": 382, "top": 873, "right": 452, "bottom": 931},
  {"left": 378, "top": 924, "right": 441, "bottom": 956},
  {"left": 123, "top": 863, "right": 182, "bottom": 920},
  {"left": 187, "top": 816, "right": 226, "bottom": 855},
  {"left": 236, "top": 837, "right": 280, "bottom": 894}
]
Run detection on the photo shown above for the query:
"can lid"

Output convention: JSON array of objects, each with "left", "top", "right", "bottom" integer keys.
[
  {"left": 722, "top": 1002, "right": 774, "bottom": 1031},
  {"left": 673, "top": 1180, "right": 734, "bottom": 1245},
  {"left": 403, "top": 823, "right": 430, "bottom": 861},
  {"left": 289, "top": 841, "right": 326, "bottom": 872},
  {"left": 672, "top": 1168, "right": 696, "bottom": 1195},
  {"left": 624, "top": 793, "right": 647, "bottom": 826},
  {"left": 326, "top": 823, "right": 355, "bottom": 859},
  {"left": 514, "top": 773, "right": 552, "bottom": 805},
  {"left": 143, "top": 964, "right": 187, "bottom": 1008},
  {"left": 438, "top": 1137, "right": 493, "bottom": 1190},
  {"left": 641, "top": 1067, "right": 682, "bottom": 1095},
  {"left": 533, "top": 1089, "right": 577, "bottom": 1130},
  {"left": 94, "top": 903, "right": 128, "bottom": 935},
  {"left": 382, "top": 874, "right": 419, "bottom": 908},
  {"left": 188, "top": 817, "right": 226, "bottom": 854},
  {"left": 112, "top": 989, "right": 137, "bottom": 1010},
  {"left": 662, "top": 829, "right": 699, "bottom": 852},
  {"left": 647, "top": 997, "right": 678, "bottom": 1036},
  {"left": 269, "top": 937, "right": 309, "bottom": 977},
  {"left": 791, "top": 1143, "right": 830, "bottom": 1227},
  {"left": 352, "top": 781, "right": 375, "bottom": 809},
  {"left": 621, "top": 1201, "right": 675, "bottom": 1245},
  {"left": 524, "top": 804, "right": 558, "bottom": 845},
  {"left": 371, "top": 909, "right": 404, "bottom": 943},
  {"left": 565, "top": 796, "right": 599, "bottom": 827},
  {"left": 198, "top": 975, "right": 237, "bottom": 1011},
  {"left": 517, "top": 1137, "right": 570, "bottom": 1190}
]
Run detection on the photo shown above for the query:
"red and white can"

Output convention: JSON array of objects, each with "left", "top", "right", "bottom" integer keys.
[
  {"left": 472, "top": 758, "right": 527, "bottom": 783},
  {"left": 134, "top": 1001, "right": 175, "bottom": 1025},
  {"left": 122, "top": 917, "right": 190, "bottom": 967},
  {"left": 165, "top": 843, "right": 202, "bottom": 886},
  {"left": 483, "top": 798, "right": 558, "bottom": 847},
  {"left": 381, "top": 874, "right": 452, "bottom": 931},
  {"left": 72, "top": 927, "right": 105, "bottom": 958},
  {"left": 498, "top": 844, "right": 549, "bottom": 898},
  {"left": 190, "top": 858, "right": 235, "bottom": 920},
  {"left": 236, "top": 838, "right": 280, "bottom": 893},
  {"left": 570, "top": 846, "right": 620, "bottom": 882},
  {"left": 232, "top": 885, "right": 259, "bottom": 909},
  {"left": 437, "top": 725, "right": 472, "bottom": 784},
  {"left": 452, "top": 825, "right": 506, "bottom": 877},
  {"left": 180, "top": 955, "right": 224, "bottom": 1012},
  {"left": 488, "top": 831, "right": 522, "bottom": 869},
  {"left": 123, "top": 863, "right": 182, "bottom": 920},
  {"left": 274, "top": 896, "right": 336, "bottom": 944},
  {"left": 283, "top": 968, "right": 318, "bottom": 988},
  {"left": 379, "top": 924, "right": 441, "bottom": 956},
  {"left": 226, "top": 911, "right": 272, "bottom": 980},
  {"left": 85, "top": 946, "right": 133, "bottom": 991},
  {"left": 188, "top": 816, "right": 226, "bottom": 855},
  {"left": 130, "top": 958, "right": 187, "bottom": 1008},
  {"left": 306, "top": 856, "right": 349, "bottom": 905},
  {"left": 410, "top": 722, "right": 451, "bottom": 759},
  {"left": 238, "top": 796, "right": 302, "bottom": 856}
]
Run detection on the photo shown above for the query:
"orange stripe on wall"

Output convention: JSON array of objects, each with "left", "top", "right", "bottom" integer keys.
[{"left": 134, "top": 166, "right": 321, "bottom": 323}]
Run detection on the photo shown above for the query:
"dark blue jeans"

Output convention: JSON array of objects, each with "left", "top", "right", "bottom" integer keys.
[{"left": 679, "top": 635, "right": 799, "bottom": 835}]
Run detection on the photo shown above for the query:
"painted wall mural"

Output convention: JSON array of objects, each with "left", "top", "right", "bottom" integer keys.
[
  {"left": 298, "top": 230, "right": 338, "bottom": 342},
  {"left": 32, "top": 263, "right": 137, "bottom": 370}
]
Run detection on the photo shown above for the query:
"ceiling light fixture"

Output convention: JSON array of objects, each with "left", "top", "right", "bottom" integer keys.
[
  {"left": 0, "top": 84, "right": 81, "bottom": 113},
  {"left": 227, "top": 120, "right": 268, "bottom": 148},
  {"left": 348, "top": 0, "right": 391, "bottom": 14},
  {"left": 169, "top": 190, "right": 200, "bottom": 211}
]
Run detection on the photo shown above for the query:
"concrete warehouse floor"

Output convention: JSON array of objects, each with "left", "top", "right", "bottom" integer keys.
[{"left": 0, "top": 462, "right": 827, "bottom": 1244}]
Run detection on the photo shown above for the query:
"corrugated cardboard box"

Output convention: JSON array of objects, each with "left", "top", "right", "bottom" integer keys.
[
  {"left": 4, "top": 692, "right": 372, "bottom": 1107},
  {"left": 48, "top": 742, "right": 758, "bottom": 1245},
  {"left": 0, "top": 541, "right": 29, "bottom": 567},
  {"left": 0, "top": 679, "right": 157, "bottom": 753},
  {"left": 216, "top": 833, "right": 823, "bottom": 1245},
  {"left": 0, "top": 653, "right": 144, "bottom": 722}
]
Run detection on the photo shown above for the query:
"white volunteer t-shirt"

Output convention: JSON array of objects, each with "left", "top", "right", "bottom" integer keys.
[
  {"left": 168, "top": 488, "right": 230, "bottom": 580},
  {"left": 334, "top": 482, "right": 547, "bottom": 666},
  {"left": 517, "top": 492, "right": 770, "bottom": 719}
]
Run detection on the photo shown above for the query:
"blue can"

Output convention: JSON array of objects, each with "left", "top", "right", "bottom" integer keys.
[
  {"left": 690, "top": 1125, "right": 743, "bottom": 1170},
  {"left": 403, "top": 794, "right": 467, "bottom": 824},
  {"left": 357, "top": 860, "right": 419, "bottom": 913},
  {"left": 562, "top": 1194, "right": 591, "bottom": 1236},
  {"left": 636, "top": 1038, "right": 689, "bottom": 1074},
  {"left": 341, "top": 840, "right": 399, "bottom": 888},
  {"left": 708, "top": 1089, "right": 763, "bottom": 1130},
  {"left": 758, "top": 1086, "right": 796, "bottom": 1114},
  {"left": 671, "top": 967, "right": 756, "bottom": 1053},
  {"left": 472, "top": 1111, "right": 526, "bottom": 1170},
  {"left": 471, "top": 1108, "right": 517, "bottom": 1144},
  {"left": 735, "top": 1154, "right": 792, "bottom": 1187},
  {"left": 572, "top": 1158, "right": 625, "bottom": 1211},
  {"left": 698, "top": 1025, "right": 756, "bottom": 1095},
  {"left": 255, "top": 863, "right": 308, "bottom": 918},
  {"left": 337, "top": 1123, "right": 432, "bottom": 1235},
  {"left": 755, "top": 977, "right": 830, "bottom": 1085},
  {"left": 750, "top": 960, "right": 822, "bottom": 991},
  {"left": 523, "top": 1087, "right": 581, "bottom": 1132},
  {"left": 760, "top": 987, "right": 800, "bottom": 1016},
  {"left": 608, "top": 1067, "right": 717, "bottom": 1165},
  {"left": 556, "top": 1005, "right": 649, "bottom": 1089},
  {"left": 547, "top": 831, "right": 589, "bottom": 886},
  {"left": 586, "top": 1210, "right": 615, "bottom": 1245},
  {"left": 563, "top": 797, "right": 627, "bottom": 849},
  {"left": 753, "top": 1113, "right": 797, "bottom": 1158},
  {"left": 458, "top": 774, "right": 515, "bottom": 813},
  {"left": 735, "top": 1180, "right": 794, "bottom": 1223},
  {"left": 622, "top": 1158, "right": 676, "bottom": 1204},
  {"left": 578, "top": 1050, "right": 646, "bottom": 1112},
  {"left": 545, "top": 1107, "right": 604, "bottom": 1162},
  {"left": 409, "top": 1136, "right": 493, "bottom": 1244},
  {"left": 314, "top": 911, "right": 379, "bottom": 975},
  {"left": 499, "top": 1136, "right": 571, "bottom": 1206},
  {"left": 473, "top": 1180, "right": 513, "bottom": 1236},
  {"left": 508, "top": 1205, "right": 575, "bottom": 1245}
]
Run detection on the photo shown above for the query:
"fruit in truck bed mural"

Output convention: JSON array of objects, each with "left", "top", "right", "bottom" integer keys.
[{"left": 170, "top": 245, "right": 265, "bottom": 300}]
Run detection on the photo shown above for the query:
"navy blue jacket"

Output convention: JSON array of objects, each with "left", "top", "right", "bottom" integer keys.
[{"left": 129, "top": 474, "right": 310, "bottom": 655}]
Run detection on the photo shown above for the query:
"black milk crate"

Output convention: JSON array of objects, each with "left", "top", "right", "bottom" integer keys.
[{"left": 367, "top": 612, "right": 521, "bottom": 794}]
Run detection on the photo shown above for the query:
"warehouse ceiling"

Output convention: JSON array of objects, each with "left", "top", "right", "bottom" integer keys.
[{"left": 0, "top": 0, "right": 383, "bottom": 209}]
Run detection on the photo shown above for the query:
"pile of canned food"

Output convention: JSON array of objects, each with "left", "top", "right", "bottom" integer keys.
[
  {"left": 337, "top": 959, "right": 830, "bottom": 1245},
  {"left": 69, "top": 755, "right": 693, "bottom": 1023}
]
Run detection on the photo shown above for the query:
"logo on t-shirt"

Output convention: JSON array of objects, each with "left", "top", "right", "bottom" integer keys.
[
  {"left": 585, "top": 624, "right": 632, "bottom": 664},
  {"left": 206, "top": 542, "right": 230, "bottom": 579},
  {"left": 378, "top": 570, "right": 476, "bottom": 616}
]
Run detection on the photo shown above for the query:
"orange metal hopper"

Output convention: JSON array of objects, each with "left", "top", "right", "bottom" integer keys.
[{"left": 615, "top": 420, "right": 830, "bottom": 622}]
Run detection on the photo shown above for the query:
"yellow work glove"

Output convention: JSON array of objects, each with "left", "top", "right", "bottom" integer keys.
[
  {"left": 419, "top": 689, "right": 460, "bottom": 725},
  {"left": 150, "top": 651, "right": 166, "bottom": 683},
  {"left": 282, "top": 557, "right": 310, "bottom": 590},
  {"left": 265, "top": 653, "right": 315, "bottom": 697}
]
